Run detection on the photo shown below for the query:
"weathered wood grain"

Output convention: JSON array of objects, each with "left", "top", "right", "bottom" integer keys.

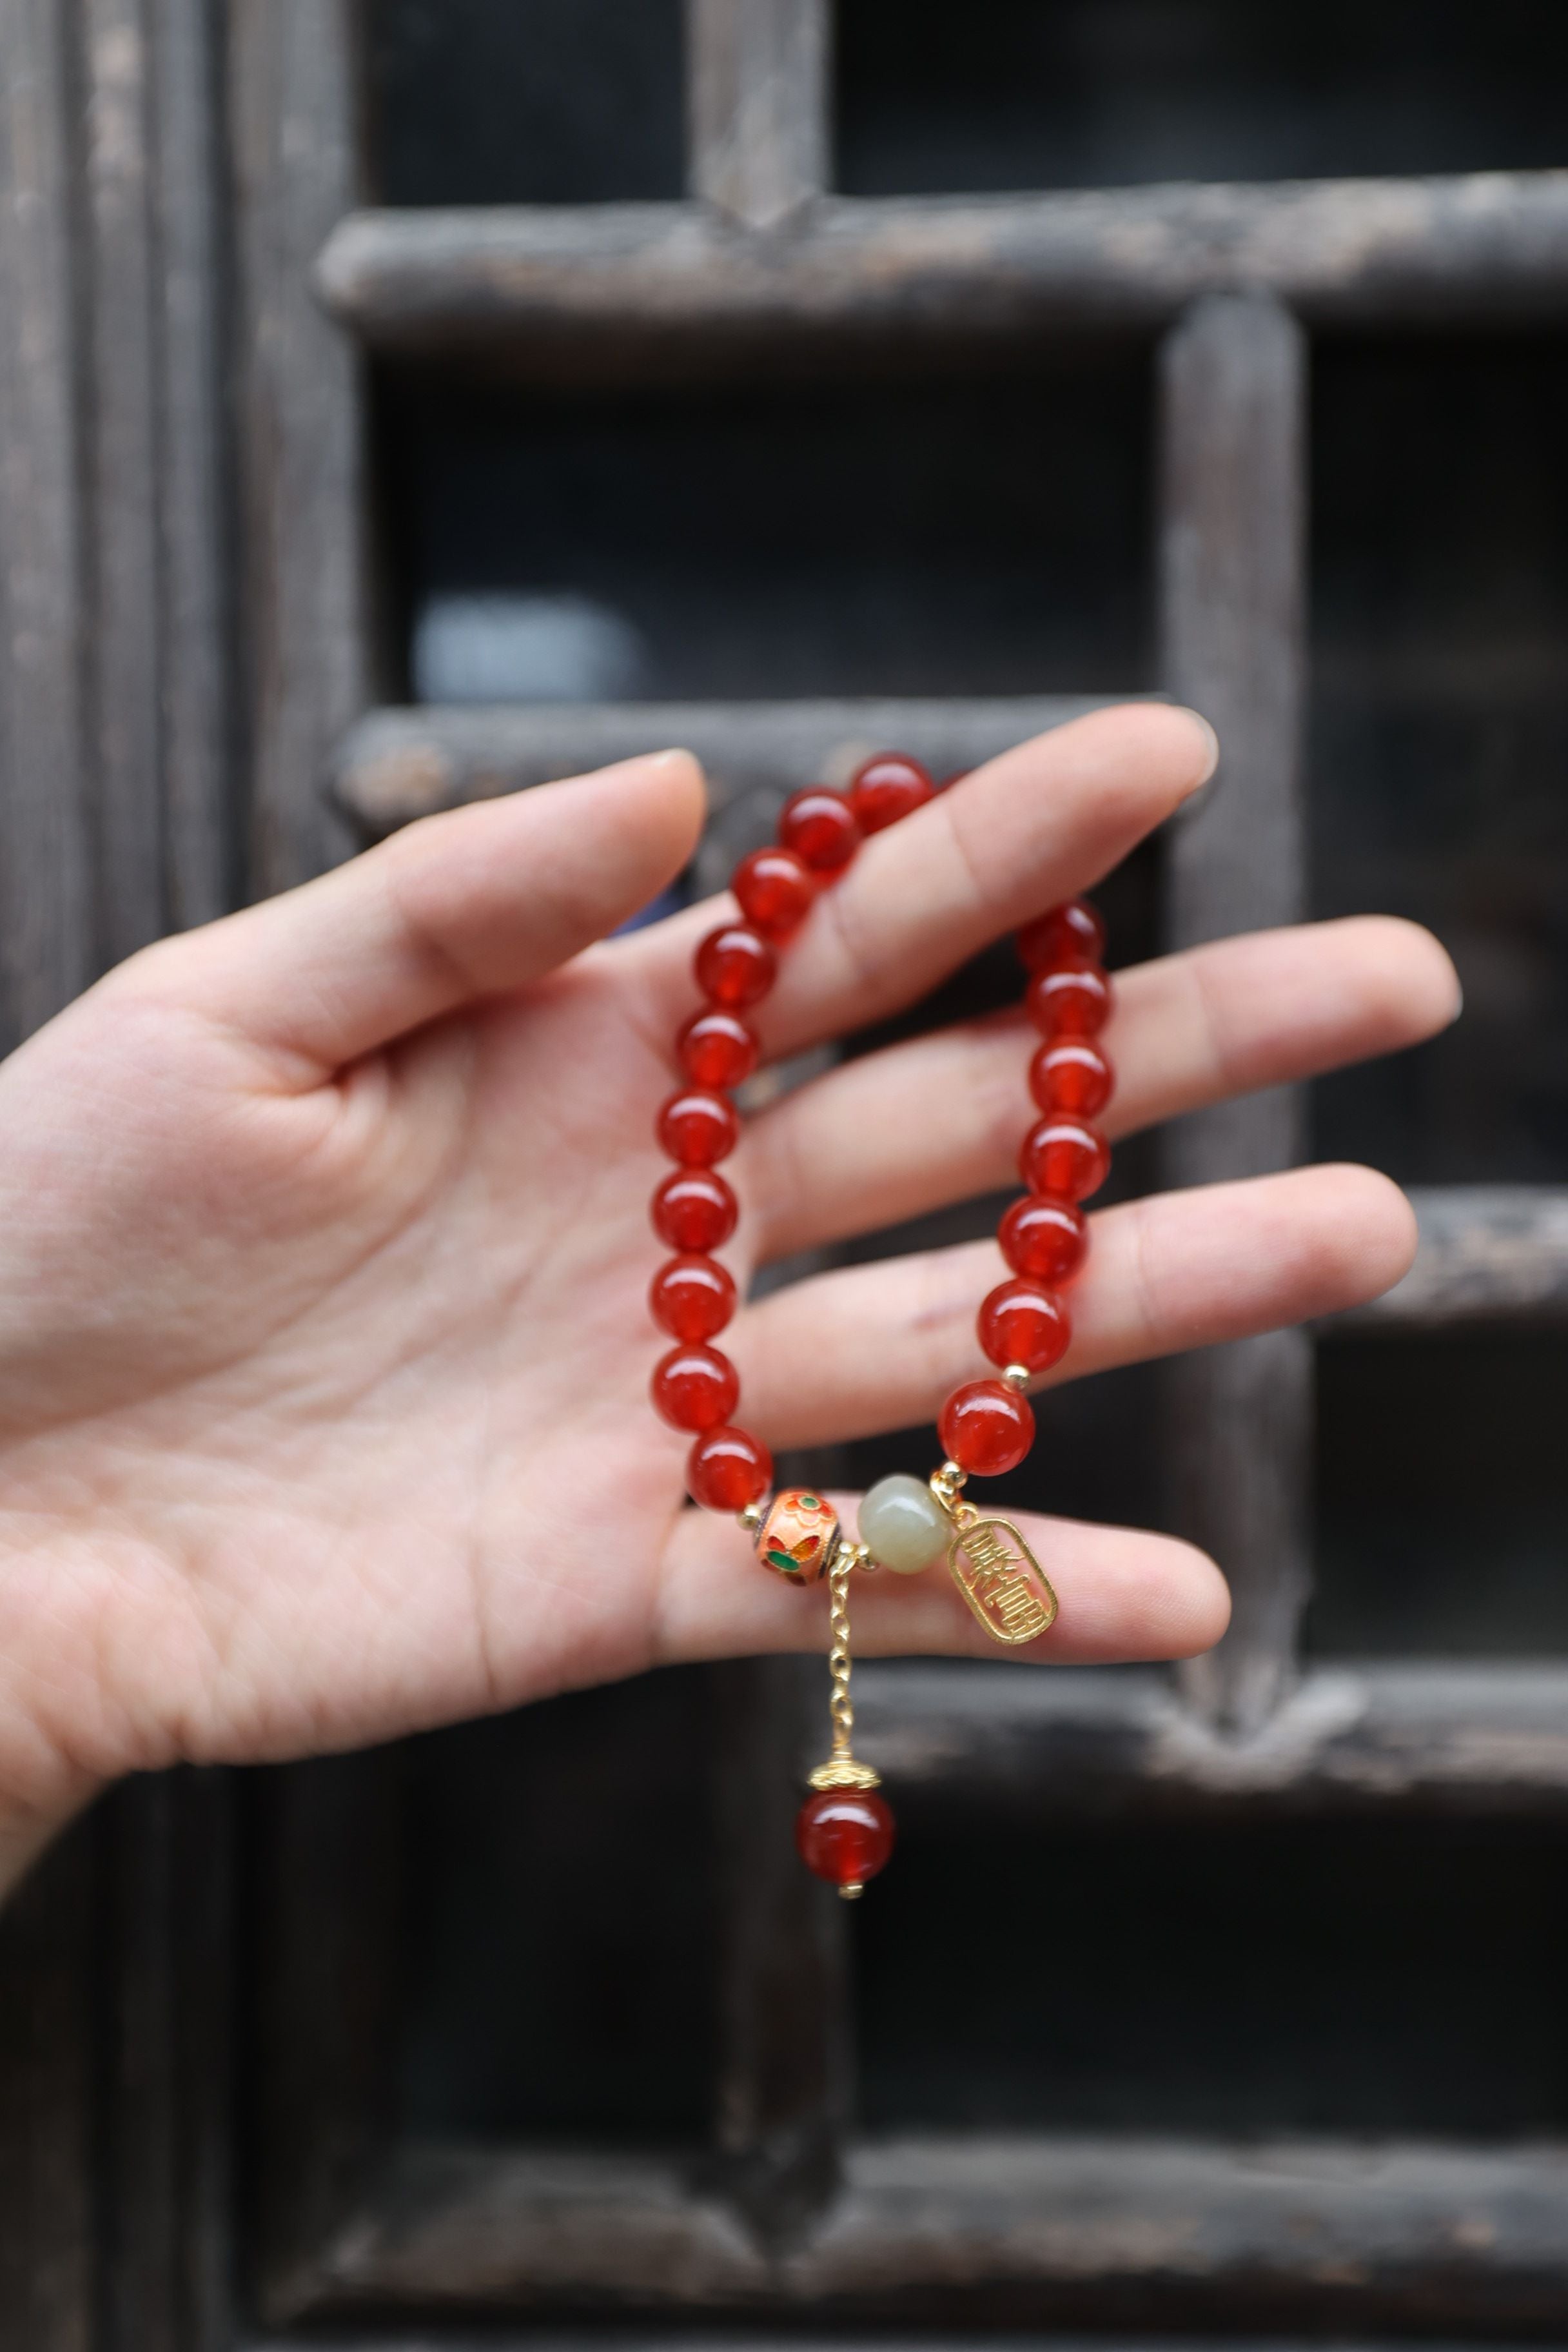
[
  {"left": 331, "top": 694, "right": 1119, "bottom": 839},
  {"left": 1338, "top": 1186, "right": 1568, "bottom": 1329},
  {"left": 315, "top": 173, "right": 1568, "bottom": 357},
  {"left": 277, "top": 2129, "right": 1568, "bottom": 2328},
  {"left": 229, "top": 0, "right": 368, "bottom": 895},
  {"left": 1159, "top": 293, "right": 1309, "bottom": 1738},
  {"left": 855, "top": 1661, "right": 1568, "bottom": 1816},
  {"left": 686, "top": 0, "right": 829, "bottom": 229}
]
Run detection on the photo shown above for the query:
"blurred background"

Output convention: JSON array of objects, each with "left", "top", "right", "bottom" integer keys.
[{"left": 4, "top": 1, "right": 1568, "bottom": 2344}]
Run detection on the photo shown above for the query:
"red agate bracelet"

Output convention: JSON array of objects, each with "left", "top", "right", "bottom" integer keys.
[{"left": 648, "top": 755, "right": 1115, "bottom": 1897}]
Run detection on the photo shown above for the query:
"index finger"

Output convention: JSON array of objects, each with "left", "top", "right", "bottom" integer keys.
[{"left": 625, "top": 703, "right": 1217, "bottom": 1063}]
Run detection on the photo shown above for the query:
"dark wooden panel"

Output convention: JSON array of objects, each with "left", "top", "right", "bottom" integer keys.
[
  {"left": 1159, "top": 292, "right": 1309, "bottom": 1737},
  {"left": 331, "top": 694, "right": 1119, "bottom": 839},
  {"left": 0, "top": 1827, "right": 95, "bottom": 2352},
  {"left": 686, "top": 0, "right": 828, "bottom": 228},
  {"left": 266, "top": 2128, "right": 1568, "bottom": 2328},
  {"left": 1338, "top": 1186, "right": 1568, "bottom": 1329},
  {"left": 855, "top": 1660, "right": 1568, "bottom": 1816},
  {"left": 315, "top": 172, "right": 1568, "bottom": 358}
]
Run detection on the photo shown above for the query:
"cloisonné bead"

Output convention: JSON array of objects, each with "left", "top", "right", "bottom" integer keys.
[
  {"left": 656, "top": 1088, "right": 740, "bottom": 1166},
  {"left": 858, "top": 1473, "right": 950, "bottom": 1575},
  {"left": 756, "top": 1488, "right": 839, "bottom": 1583},
  {"left": 978, "top": 1279, "right": 1070, "bottom": 1375},
  {"left": 1026, "top": 961, "right": 1112, "bottom": 1039},
  {"left": 997, "top": 1192, "right": 1088, "bottom": 1285},
  {"left": 848, "top": 752, "right": 934, "bottom": 836},
  {"left": 796, "top": 1786, "right": 896, "bottom": 1892},
  {"left": 1017, "top": 899, "right": 1106, "bottom": 971},
  {"left": 1029, "top": 1038, "right": 1113, "bottom": 1120},
  {"left": 651, "top": 1167, "right": 738, "bottom": 1253},
  {"left": 649, "top": 1253, "right": 736, "bottom": 1342},
  {"left": 1021, "top": 1116, "right": 1111, "bottom": 1203},
  {"left": 938, "top": 1378, "right": 1036, "bottom": 1477},
  {"left": 651, "top": 1342, "right": 739, "bottom": 1431},
  {"left": 695, "top": 922, "right": 776, "bottom": 1010},
  {"left": 678, "top": 1007, "right": 759, "bottom": 1090},
  {"left": 687, "top": 1424, "right": 772, "bottom": 1511},
  {"left": 733, "top": 845, "right": 815, "bottom": 941},
  {"left": 779, "top": 788, "right": 861, "bottom": 874}
]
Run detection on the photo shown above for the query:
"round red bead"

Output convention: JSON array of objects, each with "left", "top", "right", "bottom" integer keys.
[
  {"left": 1029, "top": 1038, "right": 1113, "bottom": 1120},
  {"left": 656, "top": 1088, "right": 740, "bottom": 1166},
  {"left": 796, "top": 1787, "right": 896, "bottom": 1890},
  {"left": 848, "top": 752, "right": 935, "bottom": 835},
  {"left": 978, "top": 1279, "right": 1070, "bottom": 1374},
  {"left": 687, "top": 1424, "right": 772, "bottom": 1511},
  {"left": 678, "top": 1008, "right": 759, "bottom": 1090},
  {"left": 1017, "top": 899, "right": 1107, "bottom": 971},
  {"left": 651, "top": 1342, "right": 739, "bottom": 1432},
  {"left": 732, "top": 846, "right": 815, "bottom": 941},
  {"left": 651, "top": 1167, "right": 738, "bottom": 1253},
  {"left": 938, "top": 1378, "right": 1036, "bottom": 1477},
  {"left": 998, "top": 1193, "right": 1089, "bottom": 1285},
  {"left": 695, "top": 922, "right": 776, "bottom": 1010},
  {"left": 1026, "top": 962, "right": 1113, "bottom": 1039},
  {"left": 779, "top": 788, "right": 861, "bottom": 874},
  {"left": 1021, "top": 1116, "right": 1111, "bottom": 1202},
  {"left": 650, "top": 1253, "right": 736, "bottom": 1342}
]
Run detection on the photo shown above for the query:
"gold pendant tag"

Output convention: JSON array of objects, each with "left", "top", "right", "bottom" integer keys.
[{"left": 947, "top": 1516, "right": 1058, "bottom": 1645}]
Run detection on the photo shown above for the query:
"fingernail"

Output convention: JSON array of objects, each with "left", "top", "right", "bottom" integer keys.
[{"left": 1173, "top": 708, "right": 1220, "bottom": 789}]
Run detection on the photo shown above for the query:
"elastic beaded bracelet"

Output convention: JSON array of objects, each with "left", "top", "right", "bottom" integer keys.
[{"left": 648, "top": 754, "right": 1116, "bottom": 1897}]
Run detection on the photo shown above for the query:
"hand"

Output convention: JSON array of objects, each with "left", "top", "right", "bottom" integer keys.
[{"left": 0, "top": 707, "right": 1458, "bottom": 1890}]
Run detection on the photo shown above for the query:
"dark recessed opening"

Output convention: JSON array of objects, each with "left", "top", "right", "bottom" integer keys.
[
  {"left": 858, "top": 1812, "right": 1568, "bottom": 2133},
  {"left": 836, "top": 0, "right": 1568, "bottom": 197}
]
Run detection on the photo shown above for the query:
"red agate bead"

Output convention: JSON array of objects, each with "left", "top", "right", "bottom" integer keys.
[
  {"left": 657, "top": 1088, "right": 740, "bottom": 1166},
  {"left": 848, "top": 752, "right": 934, "bottom": 835},
  {"left": 779, "top": 788, "right": 861, "bottom": 874},
  {"left": 998, "top": 1192, "right": 1088, "bottom": 1284},
  {"left": 1017, "top": 899, "right": 1106, "bottom": 970},
  {"left": 696, "top": 922, "right": 776, "bottom": 1010},
  {"left": 979, "top": 1278, "right": 1070, "bottom": 1374},
  {"left": 1021, "top": 1116, "right": 1111, "bottom": 1202},
  {"left": 796, "top": 1786, "right": 896, "bottom": 1891},
  {"left": 939, "top": 1378, "right": 1035, "bottom": 1476},
  {"left": 1030, "top": 1038, "right": 1113, "bottom": 1119},
  {"left": 678, "top": 1008, "right": 758, "bottom": 1090},
  {"left": 687, "top": 1424, "right": 772, "bottom": 1511},
  {"left": 1027, "top": 961, "right": 1112, "bottom": 1039},
  {"left": 651, "top": 1342, "right": 739, "bottom": 1431},
  {"left": 733, "top": 846, "right": 814, "bottom": 941},
  {"left": 650, "top": 1253, "right": 736, "bottom": 1342},
  {"left": 652, "top": 1167, "right": 738, "bottom": 1253}
]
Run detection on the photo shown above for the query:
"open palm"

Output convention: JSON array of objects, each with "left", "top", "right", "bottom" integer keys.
[{"left": 0, "top": 708, "right": 1457, "bottom": 1877}]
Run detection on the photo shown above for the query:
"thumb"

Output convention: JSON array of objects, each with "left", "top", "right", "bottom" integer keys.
[{"left": 121, "top": 751, "right": 705, "bottom": 1079}]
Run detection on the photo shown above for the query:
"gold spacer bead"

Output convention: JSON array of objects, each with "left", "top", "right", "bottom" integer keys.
[
  {"left": 838, "top": 1881, "right": 865, "bottom": 1901},
  {"left": 738, "top": 1499, "right": 767, "bottom": 1536},
  {"left": 1001, "top": 1363, "right": 1032, "bottom": 1391}
]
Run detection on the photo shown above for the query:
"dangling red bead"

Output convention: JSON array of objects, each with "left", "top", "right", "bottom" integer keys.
[
  {"left": 1029, "top": 1038, "right": 1113, "bottom": 1119},
  {"left": 939, "top": 1378, "right": 1035, "bottom": 1476},
  {"left": 687, "top": 1424, "right": 772, "bottom": 1511},
  {"left": 678, "top": 1008, "right": 759, "bottom": 1090},
  {"left": 997, "top": 1193, "right": 1088, "bottom": 1285},
  {"left": 695, "top": 922, "right": 776, "bottom": 1010},
  {"left": 1026, "top": 962, "right": 1113, "bottom": 1039},
  {"left": 848, "top": 752, "right": 934, "bottom": 835},
  {"left": 978, "top": 1278, "right": 1070, "bottom": 1373},
  {"left": 796, "top": 1786, "right": 896, "bottom": 1892},
  {"left": 779, "top": 789, "right": 861, "bottom": 874},
  {"left": 733, "top": 845, "right": 816, "bottom": 941},
  {"left": 656, "top": 1088, "right": 740, "bottom": 1166},
  {"left": 1021, "top": 1116, "right": 1111, "bottom": 1202},
  {"left": 1017, "top": 899, "right": 1106, "bottom": 970},
  {"left": 650, "top": 1253, "right": 736, "bottom": 1342},
  {"left": 651, "top": 1342, "right": 739, "bottom": 1431},
  {"left": 651, "top": 1167, "right": 738, "bottom": 1253}
]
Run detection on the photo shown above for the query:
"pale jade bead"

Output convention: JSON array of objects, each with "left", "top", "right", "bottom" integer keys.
[{"left": 858, "top": 1473, "right": 951, "bottom": 1576}]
